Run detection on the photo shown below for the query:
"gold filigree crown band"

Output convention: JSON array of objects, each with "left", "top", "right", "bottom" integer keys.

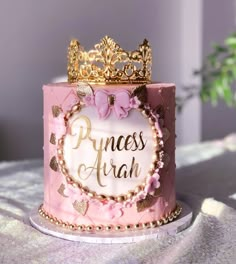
[{"left": 67, "top": 36, "right": 152, "bottom": 84}]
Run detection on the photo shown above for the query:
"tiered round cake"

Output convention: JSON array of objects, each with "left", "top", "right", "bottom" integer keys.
[{"left": 40, "top": 36, "right": 181, "bottom": 233}]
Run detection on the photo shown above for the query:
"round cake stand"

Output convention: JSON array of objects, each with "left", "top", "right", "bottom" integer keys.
[{"left": 29, "top": 200, "right": 192, "bottom": 244}]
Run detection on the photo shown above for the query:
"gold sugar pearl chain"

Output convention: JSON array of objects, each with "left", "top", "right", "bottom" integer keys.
[
  {"left": 38, "top": 204, "right": 182, "bottom": 232},
  {"left": 57, "top": 102, "right": 164, "bottom": 203}
]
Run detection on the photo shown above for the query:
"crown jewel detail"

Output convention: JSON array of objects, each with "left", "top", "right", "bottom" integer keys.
[{"left": 67, "top": 36, "right": 152, "bottom": 84}]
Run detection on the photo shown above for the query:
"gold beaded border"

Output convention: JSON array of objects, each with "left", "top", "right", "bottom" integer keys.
[
  {"left": 38, "top": 203, "right": 182, "bottom": 232},
  {"left": 57, "top": 102, "right": 164, "bottom": 203}
]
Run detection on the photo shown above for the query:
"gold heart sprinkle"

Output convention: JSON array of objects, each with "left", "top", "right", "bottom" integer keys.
[
  {"left": 154, "top": 105, "right": 165, "bottom": 119},
  {"left": 52, "top": 105, "right": 62, "bottom": 117},
  {"left": 136, "top": 194, "right": 158, "bottom": 212},
  {"left": 153, "top": 187, "right": 162, "bottom": 197},
  {"left": 163, "top": 153, "right": 170, "bottom": 168},
  {"left": 131, "top": 85, "right": 147, "bottom": 104},
  {"left": 57, "top": 184, "right": 68, "bottom": 197},
  {"left": 49, "top": 156, "right": 58, "bottom": 172},
  {"left": 76, "top": 82, "right": 94, "bottom": 98},
  {"left": 73, "top": 200, "right": 88, "bottom": 216},
  {"left": 162, "top": 127, "right": 170, "bottom": 142},
  {"left": 49, "top": 133, "right": 56, "bottom": 145}
]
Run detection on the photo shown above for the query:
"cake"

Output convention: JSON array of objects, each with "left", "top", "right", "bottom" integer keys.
[{"left": 40, "top": 36, "right": 181, "bottom": 232}]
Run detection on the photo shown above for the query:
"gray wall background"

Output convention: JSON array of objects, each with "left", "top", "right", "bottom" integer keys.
[
  {"left": 0, "top": 0, "right": 235, "bottom": 160},
  {"left": 0, "top": 0, "right": 182, "bottom": 160}
]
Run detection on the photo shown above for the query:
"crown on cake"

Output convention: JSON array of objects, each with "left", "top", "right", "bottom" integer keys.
[{"left": 67, "top": 36, "right": 152, "bottom": 84}]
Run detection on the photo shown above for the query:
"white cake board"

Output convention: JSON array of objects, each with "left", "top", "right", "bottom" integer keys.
[{"left": 29, "top": 200, "right": 192, "bottom": 244}]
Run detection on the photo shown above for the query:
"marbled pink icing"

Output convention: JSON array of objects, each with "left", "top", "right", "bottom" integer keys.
[{"left": 43, "top": 83, "right": 176, "bottom": 227}]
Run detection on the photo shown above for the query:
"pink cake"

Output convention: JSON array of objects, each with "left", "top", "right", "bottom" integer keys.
[{"left": 40, "top": 37, "right": 181, "bottom": 232}]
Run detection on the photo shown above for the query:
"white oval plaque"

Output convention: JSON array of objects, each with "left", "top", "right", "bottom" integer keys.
[{"left": 62, "top": 106, "right": 155, "bottom": 197}]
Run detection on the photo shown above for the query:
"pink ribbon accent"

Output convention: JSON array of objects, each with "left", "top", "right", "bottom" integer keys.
[{"left": 94, "top": 90, "right": 131, "bottom": 119}]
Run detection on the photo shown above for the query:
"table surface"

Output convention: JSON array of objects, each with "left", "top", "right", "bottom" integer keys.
[{"left": 1, "top": 134, "right": 236, "bottom": 264}]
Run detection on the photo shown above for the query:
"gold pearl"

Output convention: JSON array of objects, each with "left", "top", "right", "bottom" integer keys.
[
  {"left": 117, "top": 195, "right": 124, "bottom": 202},
  {"left": 57, "top": 149, "right": 63, "bottom": 155},
  {"left": 125, "top": 225, "right": 132, "bottom": 230},
  {"left": 72, "top": 182, "right": 78, "bottom": 188},
  {"left": 97, "top": 194, "right": 106, "bottom": 200},
  {"left": 82, "top": 186, "right": 89, "bottom": 193},
  {"left": 86, "top": 226, "right": 93, "bottom": 231},
  {"left": 96, "top": 226, "right": 102, "bottom": 231},
  {"left": 150, "top": 221, "right": 157, "bottom": 228},
  {"left": 127, "top": 191, "right": 134, "bottom": 199},
  {"left": 58, "top": 159, "right": 65, "bottom": 165},
  {"left": 65, "top": 112, "right": 72, "bottom": 120},
  {"left": 78, "top": 225, "right": 84, "bottom": 231},
  {"left": 115, "top": 225, "right": 121, "bottom": 231},
  {"left": 72, "top": 104, "right": 80, "bottom": 112},
  {"left": 61, "top": 167, "right": 68, "bottom": 175},
  {"left": 145, "top": 109, "right": 150, "bottom": 116},
  {"left": 107, "top": 196, "right": 115, "bottom": 201},
  {"left": 152, "top": 153, "right": 157, "bottom": 160},
  {"left": 134, "top": 186, "right": 142, "bottom": 193},
  {"left": 162, "top": 218, "right": 168, "bottom": 224},
  {"left": 105, "top": 225, "right": 112, "bottom": 231},
  {"left": 76, "top": 182, "right": 82, "bottom": 189},
  {"left": 66, "top": 176, "right": 73, "bottom": 183},
  {"left": 143, "top": 222, "right": 150, "bottom": 229},
  {"left": 149, "top": 116, "right": 155, "bottom": 123},
  {"left": 58, "top": 138, "right": 64, "bottom": 146},
  {"left": 87, "top": 192, "right": 95, "bottom": 198},
  {"left": 150, "top": 163, "right": 155, "bottom": 170},
  {"left": 153, "top": 133, "right": 158, "bottom": 139}
]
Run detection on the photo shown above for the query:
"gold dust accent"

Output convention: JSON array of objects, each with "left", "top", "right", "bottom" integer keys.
[
  {"left": 67, "top": 36, "right": 152, "bottom": 84},
  {"left": 57, "top": 101, "right": 163, "bottom": 203},
  {"left": 49, "top": 156, "right": 58, "bottom": 172},
  {"left": 132, "top": 85, "right": 148, "bottom": 104},
  {"left": 136, "top": 193, "right": 159, "bottom": 212},
  {"left": 57, "top": 184, "right": 68, "bottom": 197},
  {"left": 50, "top": 133, "right": 56, "bottom": 145},
  {"left": 154, "top": 105, "right": 165, "bottom": 119},
  {"left": 52, "top": 105, "right": 62, "bottom": 118},
  {"left": 162, "top": 128, "right": 170, "bottom": 142},
  {"left": 72, "top": 200, "right": 88, "bottom": 216},
  {"left": 76, "top": 82, "right": 94, "bottom": 98},
  {"left": 163, "top": 153, "right": 170, "bottom": 168},
  {"left": 153, "top": 187, "right": 162, "bottom": 197},
  {"left": 38, "top": 203, "right": 182, "bottom": 232}
]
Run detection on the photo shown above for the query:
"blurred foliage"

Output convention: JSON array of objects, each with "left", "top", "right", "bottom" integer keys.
[{"left": 176, "top": 32, "right": 236, "bottom": 112}]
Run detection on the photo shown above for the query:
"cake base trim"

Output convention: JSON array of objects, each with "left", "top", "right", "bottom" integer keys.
[{"left": 38, "top": 203, "right": 182, "bottom": 232}]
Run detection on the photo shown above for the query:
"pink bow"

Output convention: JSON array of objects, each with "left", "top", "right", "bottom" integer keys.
[{"left": 94, "top": 90, "right": 131, "bottom": 119}]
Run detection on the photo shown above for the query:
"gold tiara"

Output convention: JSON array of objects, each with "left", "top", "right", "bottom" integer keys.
[{"left": 67, "top": 36, "right": 152, "bottom": 84}]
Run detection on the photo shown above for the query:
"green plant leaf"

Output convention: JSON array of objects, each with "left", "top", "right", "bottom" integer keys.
[
  {"left": 222, "top": 85, "right": 233, "bottom": 106},
  {"left": 225, "top": 36, "right": 236, "bottom": 48},
  {"left": 209, "top": 84, "right": 218, "bottom": 105}
]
